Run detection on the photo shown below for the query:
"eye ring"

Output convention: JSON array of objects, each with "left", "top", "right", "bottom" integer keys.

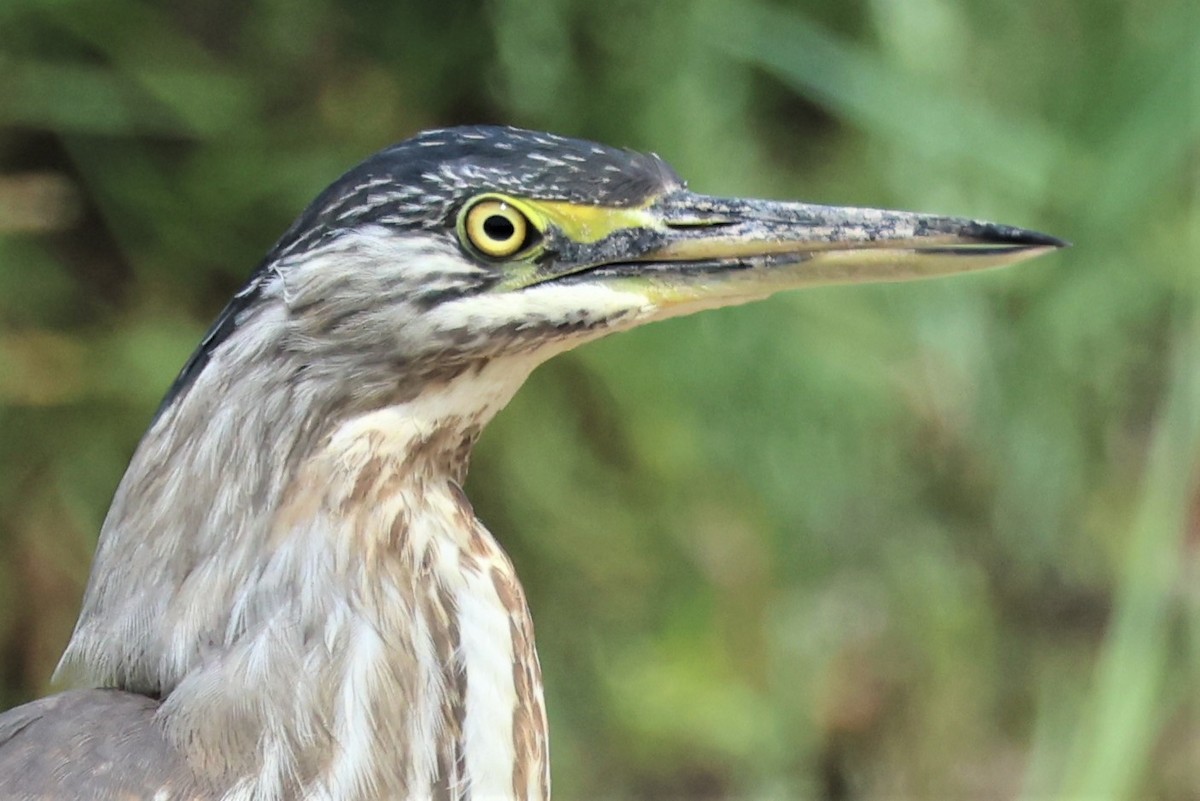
[{"left": 463, "top": 199, "right": 530, "bottom": 258}]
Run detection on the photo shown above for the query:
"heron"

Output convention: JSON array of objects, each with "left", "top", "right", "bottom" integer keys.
[{"left": 0, "top": 126, "right": 1063, "bottom": 800}]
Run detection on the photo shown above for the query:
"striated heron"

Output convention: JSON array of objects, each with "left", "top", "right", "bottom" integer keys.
[{"left": 0, "top": 126, "right": 1063, "bottom": 800}]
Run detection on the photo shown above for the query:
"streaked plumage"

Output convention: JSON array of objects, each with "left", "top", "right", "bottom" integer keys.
[{"left": 0, "top": 125, "right": 1063, "bottom": 800}]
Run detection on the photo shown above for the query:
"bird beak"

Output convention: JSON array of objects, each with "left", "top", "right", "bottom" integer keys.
[{"left": 548, "top": 190, "right": 1066, "bottom": 312}]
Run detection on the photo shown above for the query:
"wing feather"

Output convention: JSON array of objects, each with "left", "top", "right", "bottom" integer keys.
[{"left": 0, "top": 689, "right": 218, "bottom": 800}]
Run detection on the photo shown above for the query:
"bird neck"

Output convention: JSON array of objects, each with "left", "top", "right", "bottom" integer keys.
[
  {"left": 191, "top": 402, "right": 549, "bottom": 800},
  {"left": 60, "top": 353, "right": 551, "bottom": 800}
]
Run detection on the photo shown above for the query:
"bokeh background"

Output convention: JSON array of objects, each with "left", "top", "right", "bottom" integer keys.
[{"left": 1, "top": 0, "right": 1198, "bottom": 798}]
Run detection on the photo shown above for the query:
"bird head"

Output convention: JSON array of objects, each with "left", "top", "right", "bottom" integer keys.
[{"left": 162, "top": 125, "right": 1062, "bottom": 420}]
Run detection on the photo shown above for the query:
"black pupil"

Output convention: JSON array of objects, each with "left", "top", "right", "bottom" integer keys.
[{"left": 483, "top": 214, "right": 516, "bottom": 241}]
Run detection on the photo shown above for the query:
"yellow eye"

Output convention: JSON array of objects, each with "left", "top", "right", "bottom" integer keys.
[{"left": 464, "top": 199, "right": 530, "bottom": 258}]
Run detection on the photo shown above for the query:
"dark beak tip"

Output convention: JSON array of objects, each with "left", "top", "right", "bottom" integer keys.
[
  {"left": 983, "top": 223, "right": 1070, "bottom": 250},
  {"left": 1023, "top": 230, "right": 1071, "bottom": 250}
]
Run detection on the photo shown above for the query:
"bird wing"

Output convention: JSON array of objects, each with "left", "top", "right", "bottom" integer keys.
[{"left": 0, "top": 689, "right": 218, "bottom": 800}]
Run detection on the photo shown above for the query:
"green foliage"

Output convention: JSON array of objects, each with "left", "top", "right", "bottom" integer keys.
[{"left": 1, "top": 0, "right": 1197, "bottom": 797}]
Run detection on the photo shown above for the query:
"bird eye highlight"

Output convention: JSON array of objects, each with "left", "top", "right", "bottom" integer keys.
[{"left": 463, "top": 199, "right": 531, "bottom": 258}]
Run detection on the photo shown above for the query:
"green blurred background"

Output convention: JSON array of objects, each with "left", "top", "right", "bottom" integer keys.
[{"left": 1, "top": 0, "right": 1197, "bottom": 798}]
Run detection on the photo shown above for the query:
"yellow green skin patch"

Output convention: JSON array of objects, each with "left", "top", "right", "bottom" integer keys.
[{"left": 531, "top": 199, "right": 658, "bottom": 244}]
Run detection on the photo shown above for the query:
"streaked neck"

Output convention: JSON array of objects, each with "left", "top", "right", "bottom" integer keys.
[{"left": 61, "top": 351, "right": 551, "bottom": 799}]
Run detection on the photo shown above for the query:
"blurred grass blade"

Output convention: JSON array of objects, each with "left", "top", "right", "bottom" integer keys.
[
  {"left": 2, "top": 61, "right": 169, "bottom": 136},
  {"left": 2, "top": 0, "right": 255, "bottom": 138},
  {"left": 1083, "top": 8, "right": 1200, "bottom": 228},
  {"left": 0, "top": 59, "right": 250, "bottom": 138},
  {"left": 707, "top": 3, "right": 1069, "bottom": 198},
  {"left": 1055, "top": 310, "right": 1200, "bottom": 799}
]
